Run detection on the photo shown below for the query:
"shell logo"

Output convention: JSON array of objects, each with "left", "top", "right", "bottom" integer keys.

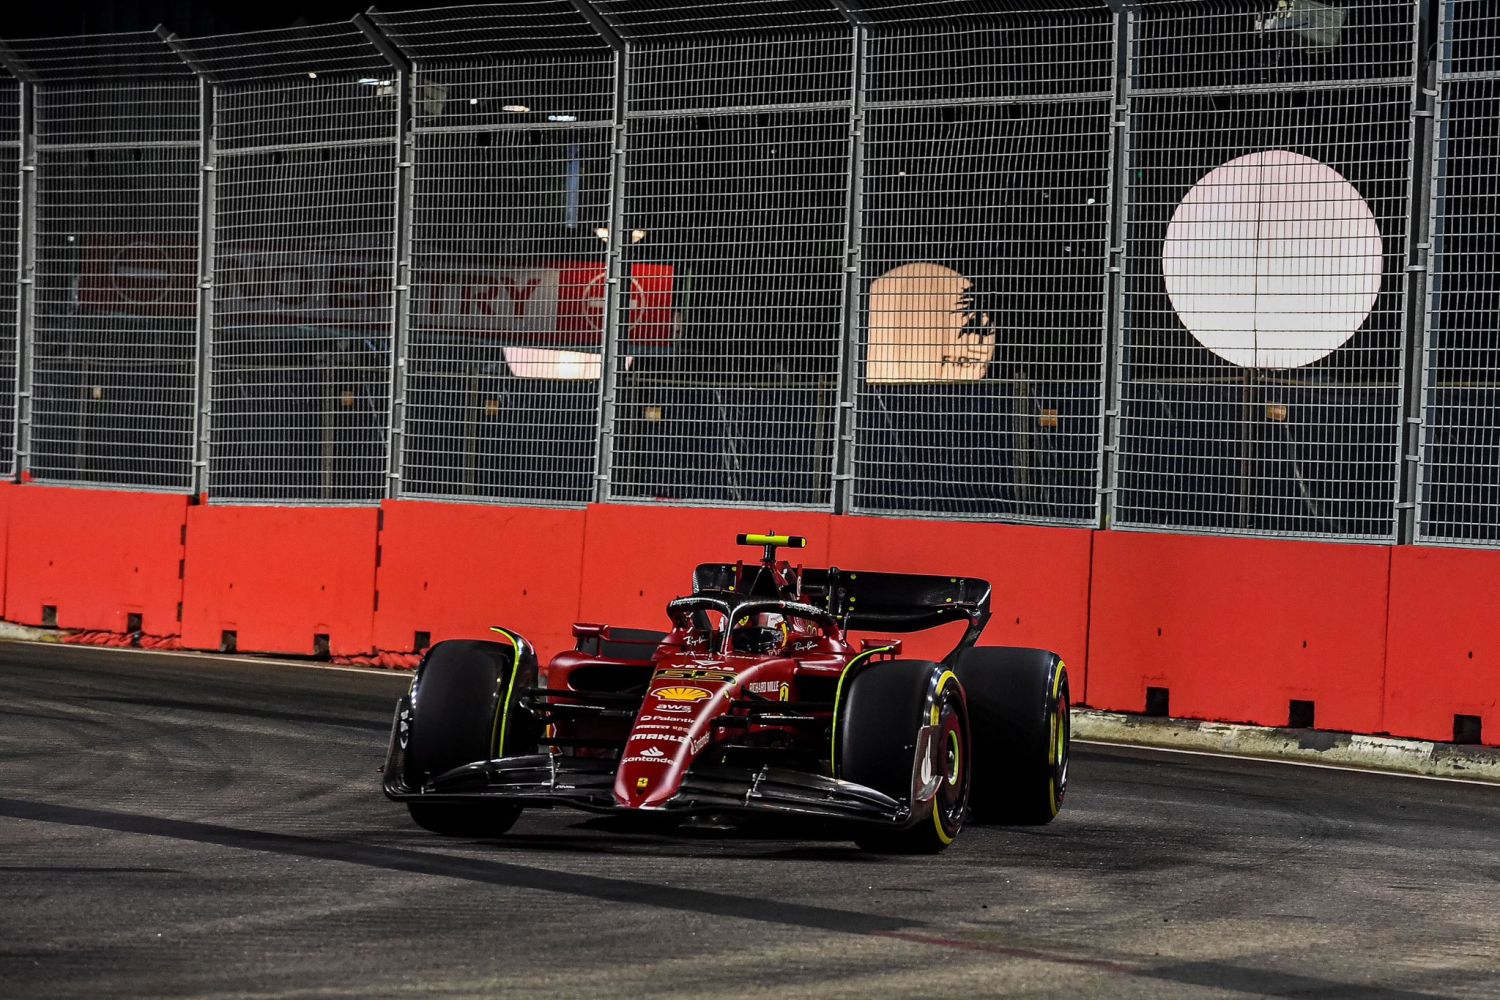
[{"left": 654, "top": 686, "right": 711, "bottom": 703}]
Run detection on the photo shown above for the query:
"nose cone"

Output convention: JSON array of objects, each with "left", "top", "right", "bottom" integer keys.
[{"left": 612, "top": 681, "right": 724, "bottom": 809}]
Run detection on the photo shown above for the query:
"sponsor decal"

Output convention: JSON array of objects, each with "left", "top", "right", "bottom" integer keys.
[
  {"left": 779, "top": 682, "right": 791, "bottom": 702},
  {"left": 638, "top": 746, "right": 665, "bottom": 757},
  {"left": 791, "top": 639, "right": 819, "bottom": 652},
  {"left": 630, "top": 733, "right": 689, "bottom": 744},
  {"left": 636, "top": 777, "right": 649, "bottom": 791},
  {"left": 690, "top": 734, "right": 709, "bottom": 754},
  {"left": 638, "top": 713, "right": 692, "bottom": 724},
  {"left": 621, "top": 754, "right": 671, "bottom": 765},
  {"left": 654, "top": 686, "right": 711, "bottom": 703},
  {"left": 747, "top": 681, "right": 781, "bottom": 695},
  {"left": 634, "top": 723, "right": 688, "bottom": 732},
  {"left": 651, "top": 704, "right": 693, "bottom": 714},
  {"left": 657, "top": 668, "right": 736, "bottom": 683}
]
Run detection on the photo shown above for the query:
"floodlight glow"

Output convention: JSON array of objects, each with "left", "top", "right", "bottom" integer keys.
[
  {"left": 503, "top": 348, "right": 635, "bottom": 380},
  {"left": 1161, "top": 149, "right": 1382, "bottom": 369}
]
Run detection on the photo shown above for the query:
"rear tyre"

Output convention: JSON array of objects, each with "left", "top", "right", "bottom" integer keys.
[
  {"left": 403, "top": 638, "right": 536, "bottom": 837},
  {"left": 836, "top": 659, "right": 970, "bottom": 853},
  {"left": 955, "top": 647, "right": 1069, "bottom": 825}
]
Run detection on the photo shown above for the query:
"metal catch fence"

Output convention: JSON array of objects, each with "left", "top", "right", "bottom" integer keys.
[
  {"left": 0, "top": 1, "right": 1495, "bottom": 547},
  {"left": 1420, "top": 0, "right": 1500, "bottom": 545}
]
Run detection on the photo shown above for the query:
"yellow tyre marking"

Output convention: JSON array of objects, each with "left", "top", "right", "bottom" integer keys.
[
  {"left": 487, "top": 627, "right": 522, "bottom": 757},
  {"left": 932, "top": 798, "right": 954, "bottom": 845},
  {"left": 930, "top": 669, "right": 959, "bottom": 844},
  {"left": 828, "top": 646, "right": 894, "bottom": 775},
  {"left": 1046, "top": 660, "right": 1067, "bottom": 816}
]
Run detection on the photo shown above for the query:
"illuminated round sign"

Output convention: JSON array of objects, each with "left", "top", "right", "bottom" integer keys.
[{"left": 1161, "top": 149, "right": 1382, "bottom": 369}]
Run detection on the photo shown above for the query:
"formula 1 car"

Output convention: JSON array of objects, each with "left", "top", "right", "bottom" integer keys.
[{"left": 382, "top": 533, "right": 1069, "bottom": 852}]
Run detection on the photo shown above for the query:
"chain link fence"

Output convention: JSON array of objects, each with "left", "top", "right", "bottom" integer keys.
[
  {"left": 1115, "top": 0, "right": 1416, "bottom": 540},
  {"left": 1420, "top": 1, "right": 1500, "bottom": 544},
  {"left": 8, "top": 33, "right": 200, "bottom": 491},
  {"left": 851, "top": 2, "right": 1115, "bottom": 524},
  {"left": 1, "top": 2, "right": 1499, "bottom": 547},
  {"left": 176, "top": 23, "right": 399, "bottom": 504},
  {"left": 0, "top": 72, "right": 19, "bottom": 477},
  {"left": 371, "top": 3, "right": 615, "bottom": 505},
  {"left": 600, "top": 1, "right": 853, "bottom": 507}
]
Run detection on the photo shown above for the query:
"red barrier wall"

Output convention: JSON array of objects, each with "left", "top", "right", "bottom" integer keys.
[
  {"left": 1087, "top": 531, "right": 1392, "bottom": 733},
  {"left": 827, "top": 515, "right": 1094, "bottom": 694},
  {"left": 7, "top": 479, "right": 1496, "bottom": 747},
  {"left": 373, "top": 500, "right": 588, "bottom": 661},
  {"left": 4, "top": 485, "right": 187, "bottom": 634},
  {"left": 180, "top": 506, "right": 378, "bottom": 656},
  {"left": 1384, "top": 546, "right": 1500, "bottom": 744},
  {"left": 577, "top": 503, "right": 833, "bottom": 635},
  {"left": 0, "top": 482, "right": 13, "bottom": 616}
]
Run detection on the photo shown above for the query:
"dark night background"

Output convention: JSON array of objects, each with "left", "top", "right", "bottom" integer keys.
[{"left": 0, "top": 1, "right": 410, "bottom": 39}]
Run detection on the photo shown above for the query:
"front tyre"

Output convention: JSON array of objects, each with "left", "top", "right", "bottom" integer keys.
[
  {"left": 401, "top": 637, "right": 538, "bottom": 838},
  {"left": 836, "top": 660, "right": 970, "bottom": 853},
  {"left": 955, "top": 647, "right": 1069, "bottom": 825}
]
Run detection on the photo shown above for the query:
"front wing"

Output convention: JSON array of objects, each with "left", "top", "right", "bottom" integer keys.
[{"left": 383, "top": 750, "right": 912, "bottom": 826}]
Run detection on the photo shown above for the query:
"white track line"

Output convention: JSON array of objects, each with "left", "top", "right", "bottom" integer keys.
[{"left": 1076, "top": 738, "right": 1500, "bottom": 788}]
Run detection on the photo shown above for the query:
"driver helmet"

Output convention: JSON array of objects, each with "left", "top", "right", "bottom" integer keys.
[{"left": 730, "top": 612, "right": 788, "bottom": 654}]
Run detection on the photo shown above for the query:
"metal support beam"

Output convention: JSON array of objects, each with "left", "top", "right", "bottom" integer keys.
[
  {"left": 11, "top": 79, "right": 34, "bottom": 480},
  {"left": 355, "top": 12, "right": 415, "bottom": 499},
  {"left": 592, "top": 44, "right": 630, "bottom": 502},
  {"left": 568, "top": 0, "right": 627, "bottom": 52},
  {"left": 1099, "top": 3, "right": 1131, "bottom": 530},
  {"left": 158, "top": 26, "right": 216, "bottom": 498},
  {"left": 1401, "top": 0, "right": 1442, "bottom": 544},
  {"left": 830, "top": 12, "right": 867, "bottom": 514}
]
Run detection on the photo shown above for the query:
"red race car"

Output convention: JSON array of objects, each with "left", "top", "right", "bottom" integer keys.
[{"left": 382, "top": 533, "right": 1069, "bottom": 852}]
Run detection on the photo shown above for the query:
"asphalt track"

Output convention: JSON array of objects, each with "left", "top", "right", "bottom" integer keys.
[{"left": 1, "top": 642, "right": 1498, "bottom": 999}]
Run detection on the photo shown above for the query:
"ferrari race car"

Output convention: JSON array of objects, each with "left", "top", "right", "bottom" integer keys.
[{"left": 382, "top": 534, "right": 1070, "bottom": 852}]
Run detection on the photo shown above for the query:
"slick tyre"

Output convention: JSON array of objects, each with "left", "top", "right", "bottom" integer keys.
[
  {"left": 954, "top": 647, "right": 1069, "bottom": 825},
  {"left": 404, "top": 638, "right": 535, "bottom": 838},
  {"left": 837, "top": 659, "right": 970, "bottom": 854}
]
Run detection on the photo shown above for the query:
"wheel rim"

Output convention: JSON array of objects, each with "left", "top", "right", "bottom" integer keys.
[
  {"left": 935, "top": 687, "right": 969, "bottom": 834},
  {"left": 1051, "top": 680, "right": 1070, "bottom": 811}
]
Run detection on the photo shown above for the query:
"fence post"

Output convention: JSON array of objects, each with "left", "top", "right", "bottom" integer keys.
[
  {"left": 1402, "top": 2, "right": 1440, "bottom": 544},
  {"left": 355, "top": 14, "right": 414, "bottom": 502},
  {"left": 0, "top": 46, "right": 34, "bottom": 482},
  {"left": 572, "top": 0, "right": 628, "bottom": 504},
  {"left": 158, "top": 28, "right": 215, "bottom": 499},
  {"left": 1100, "top": 1, "right": 1131, "bottom": 531},
  {"left": 830, "top": 0, "right": 867, "bottom": 515}
]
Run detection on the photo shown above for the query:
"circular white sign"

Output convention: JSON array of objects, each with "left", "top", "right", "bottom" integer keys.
[{"left": 1161, "top": 149, "right": 1383, "bottom": 369}]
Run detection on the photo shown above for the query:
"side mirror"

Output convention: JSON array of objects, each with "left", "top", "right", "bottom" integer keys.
[{"left": 861, "top": 638, "right": 902, "bottom": 657}]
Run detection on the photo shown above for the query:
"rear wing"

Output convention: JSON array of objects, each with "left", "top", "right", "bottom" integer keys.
[{"left": 693, "top": 563, "right": 992, "bottom": 655}]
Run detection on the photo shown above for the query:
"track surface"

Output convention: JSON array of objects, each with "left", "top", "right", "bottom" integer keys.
[{"left": 1, "top": 643, "right": 1497, "bottom": 999}]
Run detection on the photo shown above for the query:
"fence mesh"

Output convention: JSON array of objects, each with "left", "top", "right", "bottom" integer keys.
[
  {"left": 851, "top": 3, "right": 1114, "bottom": 523},
  {"left": 2, "top": 2, "right": 1500, "bottom": 547},
  {"left": 11, "top": 33, "right": 199, "bottom": 490},
  {"left": 0, "top": 76, "right": 19, "bottom": 476},
  {"left": 1421, "top": 3, "right": 1500, "bottom": 544},
  {"left": 1115, "top": 1, "right": 1416, "bottom": 539},
  {"left": 603, "top": 11, "right": 853, "bottom": 507},
  {"left": 177, "top": 22, "right": 399, "bottom": 504},
  {"left": 372, "top": 3, "right": 614, "bottom": 504}
]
